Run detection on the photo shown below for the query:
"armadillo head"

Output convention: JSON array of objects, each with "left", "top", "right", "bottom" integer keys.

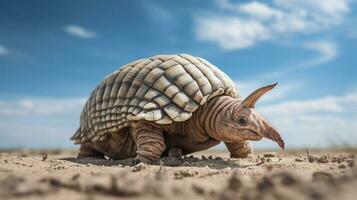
[{"left": 216, "top": 83, "right": 285, "bottom": 149}]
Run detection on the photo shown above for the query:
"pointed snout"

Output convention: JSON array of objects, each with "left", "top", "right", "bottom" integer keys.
[{"left": 260, "top": 121, "right": 285, "bottom": 149}]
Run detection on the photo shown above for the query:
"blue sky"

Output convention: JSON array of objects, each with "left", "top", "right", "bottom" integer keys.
[{"left": 0, "top": 0, "right": 356, "bottom": 149}]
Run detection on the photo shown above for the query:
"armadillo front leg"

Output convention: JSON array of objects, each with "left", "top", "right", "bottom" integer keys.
[
  {"left": 225, "top": 141, "right": 253, "bottom": 158},
  {"left": 131, "top": 121, "right": 166, "bottom": 164}
]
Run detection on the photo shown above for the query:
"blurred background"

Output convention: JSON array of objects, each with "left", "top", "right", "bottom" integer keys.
[{"left": 0, "top": 0, "right": 356, "bottom": 150}]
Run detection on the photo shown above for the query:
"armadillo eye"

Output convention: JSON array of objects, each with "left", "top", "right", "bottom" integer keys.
[{"left": 238, "top": 117, "right": 248, "bottom": 126}]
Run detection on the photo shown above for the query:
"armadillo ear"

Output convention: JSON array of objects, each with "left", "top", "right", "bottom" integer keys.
[{"left": 242, "top": 83, "right": 277, "bottom": 108}]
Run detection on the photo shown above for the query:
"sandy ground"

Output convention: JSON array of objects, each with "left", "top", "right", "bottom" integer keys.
[{"left": 0, "top": 149, "right": 356, "bottom": 200}]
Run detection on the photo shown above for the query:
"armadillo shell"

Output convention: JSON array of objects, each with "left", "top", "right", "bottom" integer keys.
[{"left": 71, "top": 54, "right": 238, "bottom": 143}]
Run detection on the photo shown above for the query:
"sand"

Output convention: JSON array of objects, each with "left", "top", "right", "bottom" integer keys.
[{"left": 0, "top": 149, "right": 356, "bottom": 200}]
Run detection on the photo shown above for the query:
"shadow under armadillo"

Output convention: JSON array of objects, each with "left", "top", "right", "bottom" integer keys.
[{"left": 60, "top": 155, "right": 252, "bottom": 170}]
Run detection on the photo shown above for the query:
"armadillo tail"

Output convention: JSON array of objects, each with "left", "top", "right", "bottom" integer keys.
[{"left": 71, "top": 128, "right": 82, "bottom": 141}]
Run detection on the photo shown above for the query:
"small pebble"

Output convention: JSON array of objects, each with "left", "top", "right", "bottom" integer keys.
[
  {"left": 265, "top": 165, "right": 273, "bottom": 171},
  {"left": 71, "top": 173, "right": 80, "bottom": 181},
  {"left": 317, "top": 156, "right": 329, "bottom": 163},
  {"left": 347, "top": 160, "right": 355, "bottom": 167},
  {"left": 263, "top": 153, "right": 276, "bottom": 158},
  {"left": 308, "top": 156, "right": 316, "bottom": 163},
  {"left": 131, "top": 163, "right": 146, "bottom": 172},
  {"left": 339, "top": 164, "right": 346, "bottom": 169},
  {"left": 192, "top": 184, "right": 205, "bottom": 194}
]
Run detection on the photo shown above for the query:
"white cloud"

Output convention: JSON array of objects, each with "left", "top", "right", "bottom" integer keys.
[
  {"left": 274, "top": 0, "right": 350, "bottom": 19},
  {"left": 258, "top": 92, "right": 357, "bottom": 148},
  {"left": 216, "top": 0, "right": 283, "bottom": 19},
  {"left": 0, "top": 97, "right": 86, "bottom": 116},
  {"left": 0, "top": 44, "right": 9, "bottom": 56},
  {"left": 196, "top": 17, "right": 270, "bottom": 50},
  {"left": 261, "top": 40, "right": 337, "bottom": 78},
  {"left": 0, "top": 97, "right": 86, "bottom": 148},
  {"left": 64, "top": 25, "right": 97, "bottom": 39},
  {"left": 144, "top": 3, "right": 174, "bottom": 24},
  {"left": 272, "top": 0, "right": 349, "bottom": 33},
  {"left": 260, "top": 93, "right": 357, "bottom": 115},
  {"left": 238, "top": 1, "right": 283, "bottom": 20},
  {"left": 196, "top": 0, "right": 351, "bottom": 49},
  {"left": 302, "top": 41, "right": 337, "bottom": 67}
]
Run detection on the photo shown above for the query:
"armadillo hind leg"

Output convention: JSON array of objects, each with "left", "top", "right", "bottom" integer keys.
[
  {"left": 77, "top": 142, "right": 105, "bottom": 159},
  {"left": 225, "top": 141, "right": 253, "bottom": 158},
  {"left": 91, "top": 129, "right": 137, "bottom": 160},
  {"left": 130, "top": 121, "right": 166, "bottom": 163}
]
